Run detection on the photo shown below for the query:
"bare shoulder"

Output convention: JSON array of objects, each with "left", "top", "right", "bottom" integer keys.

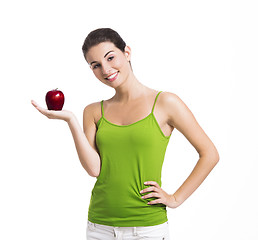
[
  {"left": 159, "top": 91, "right": 193, "bottom": 128},
  {"left": 83, "top": 101, "right": 102, "bottom": 126},
  {"left": 159, "top": 91, "right": 181, "bottom": 104},
  {"left": 159, "top": 91, "right": 185, "bottom": 111}
]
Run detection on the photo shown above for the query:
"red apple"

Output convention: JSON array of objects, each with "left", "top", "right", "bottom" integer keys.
[{"left": 45, "top": 88, "right": 65, "bottom": 110}]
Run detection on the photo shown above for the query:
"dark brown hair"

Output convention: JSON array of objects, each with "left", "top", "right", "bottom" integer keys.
[{"left": 82, "top": 28, "right": 126, "bottom": 57}]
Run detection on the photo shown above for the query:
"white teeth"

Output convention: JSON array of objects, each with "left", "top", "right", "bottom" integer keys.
[{"left": 107, "top": 72, "right": 117, "bottom": 79}]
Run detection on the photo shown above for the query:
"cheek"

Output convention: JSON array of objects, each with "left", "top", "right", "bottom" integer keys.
[
  {"left": 92, "top": 70, "right": 102, "bottom": 80},
  {"left": 114, "top": 57, "right": 127, "bottom": 69},
  {"left": 93, "top": 70, "right": 109, "bottom": 84}
]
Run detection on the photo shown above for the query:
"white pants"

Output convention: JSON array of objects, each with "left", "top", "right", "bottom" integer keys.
[{"left": 86, "top": 220, "right": 170, "bottom": 240}]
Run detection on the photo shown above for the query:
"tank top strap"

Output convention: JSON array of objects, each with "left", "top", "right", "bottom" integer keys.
[
  {"left": 100, "top": 100, "right": 104, "bottom": 117},
  {"left": 151, "top": 91, "right": 162, "bottom": 113}
]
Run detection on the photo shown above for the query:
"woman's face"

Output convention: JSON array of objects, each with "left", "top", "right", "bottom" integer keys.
[{"left": 85, "top": 41, "right": 131, "bottom": 87}]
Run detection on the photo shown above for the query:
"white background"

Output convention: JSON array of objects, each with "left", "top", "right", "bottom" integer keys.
[{"left": 1, "top": 0, "right": 257, "bottom": 239}]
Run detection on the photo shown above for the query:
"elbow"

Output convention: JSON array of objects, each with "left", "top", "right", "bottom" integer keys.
[
  {"left": 214, "top": 149, "right": 220, "bottom": 164},
  {"left": 82, "top": 157, "right": 101, "bottom": 178},
  {"left": 199, "top": 140, "right": 220, "bottom": 164},
  {"left": 209, "top": 150, "right": 220, "bottom": 167},
  {"left": 89, "top": 172, "right": 99, "bottom": 178},
  {"left": 200, "top": 148, "right": 220, "bottom": 166},
  {"left": 88, "top": 168, "right": 100, "bottom": 178}
]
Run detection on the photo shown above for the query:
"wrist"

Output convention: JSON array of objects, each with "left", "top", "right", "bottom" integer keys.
[
  {"left": 169, "top": 194, "right": 182, "bottom": 208},
  {"left": 66, "top": 112, "right": 76, "bottom": 124}
]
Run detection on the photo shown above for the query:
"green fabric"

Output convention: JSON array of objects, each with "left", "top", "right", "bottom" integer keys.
[{"left": 88, "top": 91, "right": 171, "bottom": 227}]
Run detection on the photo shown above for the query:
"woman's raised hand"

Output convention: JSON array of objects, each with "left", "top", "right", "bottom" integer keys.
[{"left": 31, "top": 100, "right": 74, "bottom": 122}]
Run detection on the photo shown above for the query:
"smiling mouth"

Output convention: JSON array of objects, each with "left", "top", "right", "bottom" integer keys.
[{"left": 105, "top": 72, "right": 118, "bottom": 81}]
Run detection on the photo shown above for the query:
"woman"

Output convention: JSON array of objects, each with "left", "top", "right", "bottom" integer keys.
[{"left": 31, "top": 28, "right": 219, "bottom": 240}]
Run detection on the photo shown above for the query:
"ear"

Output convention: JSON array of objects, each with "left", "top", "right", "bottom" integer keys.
[{"left": 124, "top": 46, "right": 131, "bottom": 61}]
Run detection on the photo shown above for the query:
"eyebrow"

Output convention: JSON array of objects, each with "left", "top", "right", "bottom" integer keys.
[{"left": 90, "top": 50, "right": 114, "bottom": 66}]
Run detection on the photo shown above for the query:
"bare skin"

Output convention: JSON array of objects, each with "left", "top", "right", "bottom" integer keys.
[{"left": 31, "top": 41, "right": 219, "bottom": 209}]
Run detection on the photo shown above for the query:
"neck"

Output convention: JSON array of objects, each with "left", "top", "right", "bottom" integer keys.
[{"left": 113, "top": 71, "right": 149, "bottom": 103}]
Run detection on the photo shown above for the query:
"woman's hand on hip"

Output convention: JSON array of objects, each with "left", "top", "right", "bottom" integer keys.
[
  {"left": 140, "top": 181, "right": 180, "bottom": 208},
  {"left": 31, "top": 100, "right": 74, "bottom": 122}
]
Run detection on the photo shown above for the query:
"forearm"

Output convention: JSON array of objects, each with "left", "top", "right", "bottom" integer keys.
[
  {"left": 173, "top": 153, "right": 219, "bottom": 206},
  {"left": 67, "top": 115, "right": 101, "bottom": 177}
]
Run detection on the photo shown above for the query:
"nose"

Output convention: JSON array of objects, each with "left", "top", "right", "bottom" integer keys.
[{"left": 101, "top": 62, "right": 111, "bottom": 75}]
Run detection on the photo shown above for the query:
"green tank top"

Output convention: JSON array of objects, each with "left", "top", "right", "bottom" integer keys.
[{"left": 88, "top": 91, "right": 171, "bottom": 227}]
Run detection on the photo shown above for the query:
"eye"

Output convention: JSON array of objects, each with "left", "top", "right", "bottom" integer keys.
[
  {"left": 93, "top": 63, "right": 101, "bottom": 69},
  {"left": 107, "top": 56, "right": 114, "bottom": 61}
]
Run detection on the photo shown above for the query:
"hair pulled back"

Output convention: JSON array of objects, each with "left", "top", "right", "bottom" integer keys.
[{"left": 82, "top": 28, "right": 126, "bottom": 57}]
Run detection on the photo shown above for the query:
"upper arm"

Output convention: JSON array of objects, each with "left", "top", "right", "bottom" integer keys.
[
  {"left": 162, "top": 92, "right": 219, "bottom": 159},
  {"left": 83, "top": 102, "right": 100, "bottom": 155}
]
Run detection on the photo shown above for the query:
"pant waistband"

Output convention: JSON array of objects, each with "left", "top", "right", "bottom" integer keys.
[{"left": 88, "top": 220, "right": 168, "bottom": 229}]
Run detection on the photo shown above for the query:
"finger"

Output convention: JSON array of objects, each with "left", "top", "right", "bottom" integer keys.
[
  {"left": 31, "top": 100, "right": 45, "bottom": 112},
  {"left": 36, "top": 105, "right": 48, "bottom": 115},
  {"left": 31, "top": 100, "right": 39, "bottom": 108},
  {"left": 140, "top": 186, "right": 156, "bottom": 194},
  {"left": 147, "top": 199, "right": 163, "bottom": 205},
  {"left": 144, "top": 181, "right": 160, "bottom": 188},
  {"left": 31, "top": 100, "right": 51, "bottom": 116},
  {"left": 141, "top": 192, "right": 159, "bottom": 199}
]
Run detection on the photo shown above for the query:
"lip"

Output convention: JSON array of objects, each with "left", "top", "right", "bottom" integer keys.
[{"left": 105, "top": 72, "right": 118, "bottom": 82}]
